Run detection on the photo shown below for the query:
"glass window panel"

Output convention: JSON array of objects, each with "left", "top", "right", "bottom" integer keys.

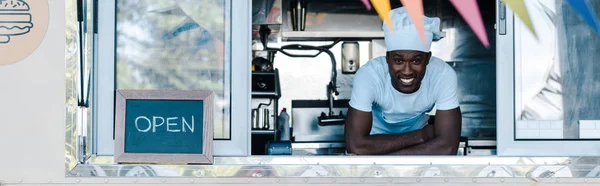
[
  {"left": 65, "top": 0, "right": 79, "bottom": 170},
  {"left": 115, "top": 0, "right": 230, "bottom": 139},
  {"left": 515, "top": 0, "right": 600, "bottom": 140}
]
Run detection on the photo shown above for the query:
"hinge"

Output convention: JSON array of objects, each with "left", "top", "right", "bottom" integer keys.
[{"left": 499, "top": 0, "right": 507, "bottom": 35}]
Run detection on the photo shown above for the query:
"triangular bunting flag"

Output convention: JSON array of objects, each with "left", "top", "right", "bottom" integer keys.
[
  {"left": 400, "top": 0, "right": 426, "bottom": 43},
  {"left": 566, "top": 0, "right": 600, "bottom": 33},
  {"left": 370, "top": 0, "right": 393, "bottom": 30},
  {"left": 501, "top": 0, "right": 537, "bottom": 38},
  {"left": 361, "top": 0, "right": 372, "bottom": 10},
  {"left": 449, "top": 0, "right": 490, "bottom": 48}
]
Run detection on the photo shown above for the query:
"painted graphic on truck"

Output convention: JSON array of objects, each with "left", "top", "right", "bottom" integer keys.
[
  {"left": 0, "top": 0, "right": 34, "bottom": 44},
  {"left": 0, "top": 0, "right": 48, "bottom": 65}
]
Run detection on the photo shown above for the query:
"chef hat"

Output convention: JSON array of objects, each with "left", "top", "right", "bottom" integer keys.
[{"left": 383, "top": 7, "right": 441, "bottom": 52}]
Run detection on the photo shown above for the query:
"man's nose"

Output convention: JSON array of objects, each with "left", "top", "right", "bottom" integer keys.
[{"left": 400, "top": 64, "right": 413, "bottom": 76}]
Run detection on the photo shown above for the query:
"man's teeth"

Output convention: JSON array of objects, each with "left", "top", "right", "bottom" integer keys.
[{"left": 401, "top": 78, "right": 414, "bottom": 84}]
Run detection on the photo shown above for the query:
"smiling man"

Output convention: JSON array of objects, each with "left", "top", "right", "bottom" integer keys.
[{"left": 345, "top": 7, "right": 462, "bottom": 155}]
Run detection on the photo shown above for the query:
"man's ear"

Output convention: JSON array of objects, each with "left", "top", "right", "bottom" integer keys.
[
  {"left": 385, "top": 51, "right": 391, "bottom": 63},
  {"left": 425, "top": 52, "right": 432, "bottom": 64}
]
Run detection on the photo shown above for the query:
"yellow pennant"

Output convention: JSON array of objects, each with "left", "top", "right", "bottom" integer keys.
[
  {"left": 501, "top": 0, "right": 537, "bottom": 38},
  {"left": 370, "top": 0, "right": 393, "bottom": 31}
]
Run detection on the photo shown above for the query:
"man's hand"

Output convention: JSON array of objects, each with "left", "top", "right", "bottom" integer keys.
[{"left": 344, "top": 107, "right": 436, "bottom": 155}]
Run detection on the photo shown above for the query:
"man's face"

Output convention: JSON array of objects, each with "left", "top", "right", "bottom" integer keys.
[{"left": 386, "top": 50, "right": 431, "bottom": 94}]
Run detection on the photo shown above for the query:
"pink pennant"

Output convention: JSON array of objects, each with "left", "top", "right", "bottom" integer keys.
[
  {"left": 449, "top": 0, "right": 490, "bottom": 48},
  {"left": 399, "top": 0, "right": 425, "bottom": 43},
  {"left": 361, "top": 0, "right": 372, "bottom": 10}
]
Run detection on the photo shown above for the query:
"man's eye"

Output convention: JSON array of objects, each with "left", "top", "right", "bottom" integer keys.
[{"left": 412, "top": 60, "right": 422, "bottom": 65}]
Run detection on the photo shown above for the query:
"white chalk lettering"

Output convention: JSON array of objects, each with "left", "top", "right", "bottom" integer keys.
[
  {"left": 152, "top": 116, "right": 165, "bottom": 132},
  {"left": 166, "top": 117, "right": 180, "bottom": 132},
  {"left": 182, "top": 115, "right": 194, "bottom": 133},
  {"left": 135, "top": 115, "right": 195, "bottom": 133},
  {"left": 135, "top": 116, "right": 152, "bottom": 132}
]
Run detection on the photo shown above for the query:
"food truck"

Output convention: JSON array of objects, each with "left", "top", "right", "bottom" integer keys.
[{"left": 1, "top": 0, "right": 600, "bottom": 185}]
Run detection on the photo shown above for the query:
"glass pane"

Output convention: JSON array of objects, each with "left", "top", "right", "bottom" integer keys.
[
  {"left": 65, "top": 0, "right": 94, "bottom": 170},
  {"left": 65, "top": 0, "right": 79, "bottom": 171},
  {"left": 515, "top": 0, "right": 600, "bottom": 139},
  {"left": 115, "top": 0, "right": 231, "bottom": 139}
]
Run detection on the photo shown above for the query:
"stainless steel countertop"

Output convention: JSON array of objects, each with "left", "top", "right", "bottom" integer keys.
[
  {"left": 290, "top": 140, "right": 497, "bottom": 149},
  {"left": 292, "top": 142, "right": 345, "bottom": 149}
]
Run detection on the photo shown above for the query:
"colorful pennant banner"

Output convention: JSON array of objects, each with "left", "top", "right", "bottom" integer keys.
[
  {"left": 566, "top": 0, "right": 600, "bottom": 33},
  {"left": 501, "top": 0, "right": 537, "bottom": 38},
  {"left": 449, "top": 0, "right": 489, "bottom": 48},
  {"left": 399, "top": 0, "right": 426, "bottom": 43},
  {"left": 361, "top": 0, "right": 372, "bottom": 10},
  {"left": 370, "top": 0, "right": 392, "bottom": 30},
  {"left": 361, "top": 0, "right": 600, "bottom": 47}
]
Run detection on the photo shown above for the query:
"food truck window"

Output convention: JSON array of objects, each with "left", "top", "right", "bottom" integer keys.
[
  {"left": 114, "top": 0, "right": 232, "bottom": 139},
  {"left": 92, "top": 0, "right": 251, "bottom": 157},
  {"left": 62, "top": 0, "right": 600, "bottom": 179},
  {"left": 497, "top": 0, "right": 600, "bottom": 156}
]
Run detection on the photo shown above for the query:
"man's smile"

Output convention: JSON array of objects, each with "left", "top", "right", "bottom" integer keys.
[{"left": 400, "top": 78, "right": 415, "bottom": 85}]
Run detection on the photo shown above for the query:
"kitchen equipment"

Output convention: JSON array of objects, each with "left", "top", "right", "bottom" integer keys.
[
  {"left": 290, "top": 0, "right": 307, "bottom": 31},
  {"left": 251, "top": 99, "right": 279, "bottom": 155},
  {"left": 277, "top": 108, "right": 291, "bottom": 141},
  {"left": 317, "top": 81, "right": 346, "bottom": 126},
  {"left": 262, "top": 108, "right": 270, "bottom": 129},
  {"left": 318, "top": 111, "right": 345, "bottom": 126},
  {"left": 466, "top": 140, "right": 497, "bottom": 156},
  {"left": 252, "top": 99, "right": 275, "bottom": 130},
  {"left": 252, "top": 108, "right": 260, "bottom": 129},
  {"left": 291, "top": 142, "right": 346, "bottom": 156},
  {"left": 266, "top": 141, "right": 292, "bottom": 155},
  {"left": 292, "top": 100, "right": 349, "bottom": 142},
  {"left": 252, "top": 56, "right": 273, "bottom": 72},
  {"left": 252, "top": 69, "right": 281, "bottom": 98},
  {"left": 457, "top": 136, "right": 468, "bottom": 156},
  {"left": 341, "top": 41, "right": 360, "bottom": 74}
]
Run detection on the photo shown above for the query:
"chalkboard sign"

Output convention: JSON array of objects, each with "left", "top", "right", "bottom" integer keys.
[{"left": 114, "top": 90, "right": 214, "bottom": 164}]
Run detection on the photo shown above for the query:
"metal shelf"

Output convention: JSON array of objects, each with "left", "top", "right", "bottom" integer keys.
[
  {"left": 252, "top": 71, "right": 277, "bottom": 75},
  {"left": 281, "top": 31, "right": 384, "bottom": 41},
  {"left": 251, "top": 91, "right": 280, "bottom": 98},
  {"left": 281, "top": 31, "right": 446, "bottom": 42},
  {"left": 252, "top": 130, "right": 276, "bottom": 135}
]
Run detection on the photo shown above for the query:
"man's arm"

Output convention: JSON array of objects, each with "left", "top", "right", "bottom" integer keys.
[
  {"left": 388, "top": 107, "right": 462, "bottom": 155},
  {"left": 344, "top": 107, "right": 436, "bottom": 155}
]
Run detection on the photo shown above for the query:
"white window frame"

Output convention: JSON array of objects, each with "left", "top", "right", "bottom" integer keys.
[
  {"left": 496, "top": 0, "right": 600, "bottom": 156},
  {"left": 94, "top": 0, "right": 250, "bottom": 157}
]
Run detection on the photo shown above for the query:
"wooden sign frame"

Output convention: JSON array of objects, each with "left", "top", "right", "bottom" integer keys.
[{"left": 114, "top": 90, "right": 214, "bottom": 164}]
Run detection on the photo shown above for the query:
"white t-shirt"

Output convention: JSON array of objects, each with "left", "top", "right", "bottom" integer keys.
[{"left": 349, "top": 56, "right": 459, "bottom": 135}]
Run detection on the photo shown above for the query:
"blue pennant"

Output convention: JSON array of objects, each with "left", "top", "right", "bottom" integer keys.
[{"left": 566, "top": 0, "right": 600, "bottom": 33}]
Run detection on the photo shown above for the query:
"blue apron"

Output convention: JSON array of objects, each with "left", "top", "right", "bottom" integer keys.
[
  {"left": 370, "top": 104, "right": 435, "bottom": 135},
  {"left": 344, "top": 104, "right": 435, "bottom": 155}
]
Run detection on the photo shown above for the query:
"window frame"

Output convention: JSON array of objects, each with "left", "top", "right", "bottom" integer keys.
[
  {"left": 496, "top": 0, "right": 600, "bottom": 156},
  {"left": 94, "top": 0, "right": 250, "bottom": 157}
]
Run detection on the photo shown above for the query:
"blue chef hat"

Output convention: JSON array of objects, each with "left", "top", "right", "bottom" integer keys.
[{"left": 383, "top": 7, "right": 441, "bottom": 52}]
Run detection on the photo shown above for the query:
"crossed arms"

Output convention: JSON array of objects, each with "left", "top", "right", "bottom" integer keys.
[{"left": 344, "top": 106, "right": 462, "bottom": 155}]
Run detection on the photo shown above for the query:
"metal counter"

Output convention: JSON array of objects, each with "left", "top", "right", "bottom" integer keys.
[
  {"left": 66, "top": 155, "right": 600, "bottom": 182},
  {"left": 292, "top": 142, "right": 346, "bottom": 156},
  {"left": 290, "top": 140, "right": 496, "bottom": 156}
]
